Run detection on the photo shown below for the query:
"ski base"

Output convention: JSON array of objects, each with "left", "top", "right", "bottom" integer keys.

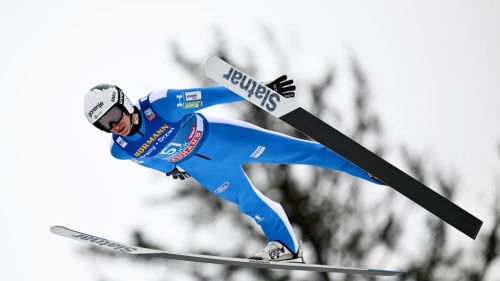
[{"left": 51, "top": 226, "right": 405, "bottom": 276}]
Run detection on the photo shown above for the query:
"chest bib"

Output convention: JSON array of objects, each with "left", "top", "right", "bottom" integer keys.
[{"left": 112, "top": 95, "right": 207, "bottom": 163}]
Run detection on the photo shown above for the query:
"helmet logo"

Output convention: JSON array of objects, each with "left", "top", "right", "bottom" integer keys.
[
  {"left": 88, "top": 101, "right": 105, "bottom": 119},
  {"left": 118, "top": 92, "right": 124, "bottom": 104}
]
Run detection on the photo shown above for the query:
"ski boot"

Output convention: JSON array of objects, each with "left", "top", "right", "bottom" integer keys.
[{"left": 249, "top": 241, "right": 305, "bottom": 263}]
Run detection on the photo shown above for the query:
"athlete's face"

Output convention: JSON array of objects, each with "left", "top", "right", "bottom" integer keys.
[{"left": 110, "top": 113, "right": 131, "bottom": 136}]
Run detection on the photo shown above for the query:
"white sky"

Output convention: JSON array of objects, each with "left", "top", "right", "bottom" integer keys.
[{"left": 1, "top": 0, "right": 499, "bottom": 280}]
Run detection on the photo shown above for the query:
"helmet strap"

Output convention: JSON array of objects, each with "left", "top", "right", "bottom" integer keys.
[{"left": 127, "top": 107, "right": 143, "bottom": 136}]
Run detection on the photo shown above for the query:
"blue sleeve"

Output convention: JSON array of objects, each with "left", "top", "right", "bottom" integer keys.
[
  {"left": 111, "top": 143, "right": 175, "bottom": 173},
  {"left": 149, "top": 86, "right": 244, "bottom": 121},
  {"left": 170, "top": 86, "right": 245, "bottom": 110}
]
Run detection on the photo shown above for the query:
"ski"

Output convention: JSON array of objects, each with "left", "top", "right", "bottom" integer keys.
[
  {"left": 51, "top": 226, "right": 404, "bottom": 276},
  {"left": 203, "top": 56, "right": 483, "bottom": 239}
]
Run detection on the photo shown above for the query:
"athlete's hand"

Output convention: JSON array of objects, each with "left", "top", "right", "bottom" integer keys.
[
  {"left": 265, "top": 75, "right": 296, "bottom": 98},
  {"left": 166, "top": 166, "right": 191, "bottom": 180}
]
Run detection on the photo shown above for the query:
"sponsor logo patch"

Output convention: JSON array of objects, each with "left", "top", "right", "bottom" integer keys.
[
  {"left": 184, "top": 101, "right": 202, "bottom": 109},
  {"left": 144, "top": 108, "right": 156, "bottom": 121},
  {"left": 116, "top": 136, "right": 128, "bottom": 148},
  {"left": 185, "top": 91, "right": 202, "bottom": 101},
  {"left": 214, "top": 182, "right": 229, "bottom": 193}
]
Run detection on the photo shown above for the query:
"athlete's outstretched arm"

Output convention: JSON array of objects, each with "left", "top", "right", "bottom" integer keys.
[
  {"left": 149, "top": 76, "right": 295, "bottom": 120},
  {"left": 168, "top": 86, "right": 245, "bottom": 112},
  {"left": 147, "top": 86, "right": 244, "bottom": 121}
]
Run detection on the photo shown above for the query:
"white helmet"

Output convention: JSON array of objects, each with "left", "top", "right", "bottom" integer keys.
[{"left": 84, "top": 84, "right": 135, "bottom": 132}]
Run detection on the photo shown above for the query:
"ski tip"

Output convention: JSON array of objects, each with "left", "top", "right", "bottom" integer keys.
[
  {"left": 50, "top": 225, "right": 61, "bottom": 233},
  {"left": 205, "top": 56, "right": 222, "bottom": 64},
  {"left": 203, "top": 56, "right": 222, "bottom": 76},
  {"left": 50, "top": 225, "right": 69, "bottom": 234}
]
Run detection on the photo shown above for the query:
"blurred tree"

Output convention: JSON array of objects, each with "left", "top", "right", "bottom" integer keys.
[{"left": 83, "top": 30, "right": 500, "bottom": 281}]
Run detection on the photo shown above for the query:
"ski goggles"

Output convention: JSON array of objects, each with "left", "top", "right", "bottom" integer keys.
[{"left": 95, "top": 105, "right": 124, "bottom": 132}]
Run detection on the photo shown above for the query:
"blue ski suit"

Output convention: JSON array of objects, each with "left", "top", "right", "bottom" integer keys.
[{"left": 110, "top": 86, "right": 382, "bottom": 253}]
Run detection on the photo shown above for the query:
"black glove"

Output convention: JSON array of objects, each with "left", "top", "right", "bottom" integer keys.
[
  {"left": 166, "top": 166, "right": 191, "bottom": 180},
  {"left": 265, "top": 75, "right": 296, "bottom": 98}
]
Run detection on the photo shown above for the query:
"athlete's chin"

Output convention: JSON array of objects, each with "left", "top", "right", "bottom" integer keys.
[
  {"left": 111, "top": 127, "right": 129, "bottom": 136},
  {"left": 120, "top": 128, "right": 131, "bottom": 136}
]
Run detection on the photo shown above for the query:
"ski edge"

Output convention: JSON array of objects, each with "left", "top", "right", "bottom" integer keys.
[{"left": 50, "top": 226, "right": 405, "bottom": 276}]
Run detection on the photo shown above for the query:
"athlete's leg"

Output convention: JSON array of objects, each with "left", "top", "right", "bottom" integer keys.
[
  {"left": 199, "top": 115, "right": 382, "bottom": 185},
  {"left": 179, "top": 156, "right": 300, "bottom": 252}
]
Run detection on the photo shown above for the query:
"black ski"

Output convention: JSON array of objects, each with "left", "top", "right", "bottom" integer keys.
[
  {"left": 280, "top": 108, "right": 482, "bottom": 239},
  {"left": 204, "top": 56, "right": 483, "bottom": 239}
]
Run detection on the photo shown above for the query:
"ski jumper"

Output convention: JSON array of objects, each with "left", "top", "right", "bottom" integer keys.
[{"left": 110, "top": 86, "right": 382, "bottom": 253}]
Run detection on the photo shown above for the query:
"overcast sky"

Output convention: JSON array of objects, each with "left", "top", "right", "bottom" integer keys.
[{"left": 1, "top": 1, "right": 499, "bottom": 280}]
